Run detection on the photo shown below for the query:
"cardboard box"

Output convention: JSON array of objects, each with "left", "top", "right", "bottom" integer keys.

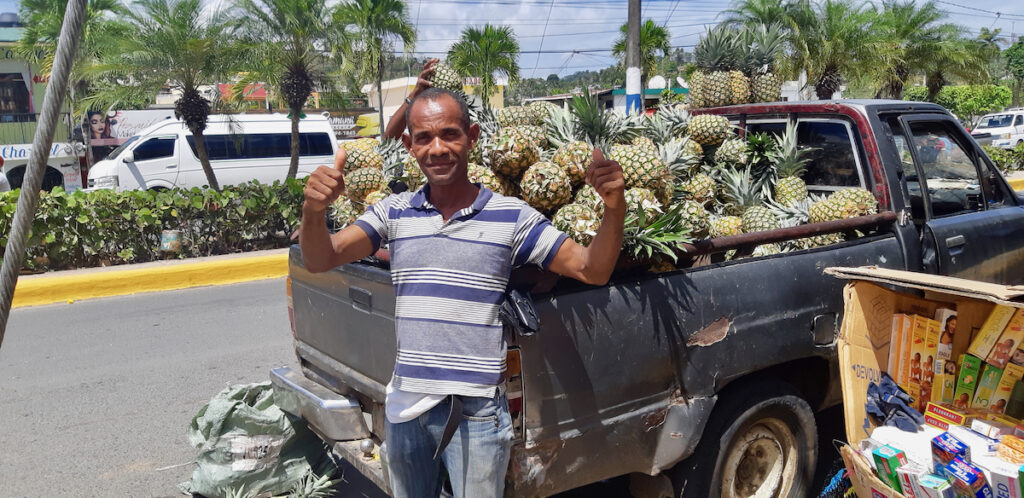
[
  {"left": 944, "top": 457, "right": 994, "bottom": 498},
  {"left": 958, "top": 355, "right": 985, "bottom": 410},
  {"left": 973, "top": 454, "right": 1021, "bottom": 498},
  {"left": 935, "top": 308, "right": 958, "bottom": 361},
  {"left": 898, "top": 462, "right": 930, "bottom": 497},
  {"left": 968, "top": 305, "right": 1018, "bottom": 360},
  {"left": 893, "top": 313, "right": 913, "bottom": 387},
  {"left": 927, "top": 403, "right": 974, "bottom": 425},
  {"left": 876, "top": 445, "right": 910, "bottom": 493},
  {"left": 927, "top": 413, "right": 953, "bottom": 431},
  {"left": 989, "top": 310, "right": 1024, "bottom": 369},
  {"left": 992, "top": 364, "right": 1024, "bottom": 415},
  {"left": 973, "top": 418, "right": 1015, "bottom": 439},
  {"left": 974, "top": 364, "right": 1007, "bottom": 410},
  {"left": 842, "top": 444, "right": 908, "bottom": 498},
  {"left": 948, "top": 425, "right": 1000, "bottom": 456},
  {"left": 934, "top": 359, "right": 959, "bottom": 403},
  {"left": 831, "top": 267, "right": 1024, "bottom": 446}
]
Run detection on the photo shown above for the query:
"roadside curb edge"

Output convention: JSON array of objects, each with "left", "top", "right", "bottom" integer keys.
[
  {"left": 1010, "top": 178, "right": 1024, "bottom": 192},
  {"left": 13, "top": 252, "right": 288, "bottom": 308}
]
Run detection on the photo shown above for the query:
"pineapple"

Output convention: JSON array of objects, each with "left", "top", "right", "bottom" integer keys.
[
  {"left": 553, "top": 203, "right": 601, "bottom": 246},
  {"left": 551, "top": 141, "right": 592, "bottom": 186},
  {"left": 624, "top": 188, "right": 663, "bottom": 226},
  {"left": 808, "top": 197, "right": 840, "bottom": 224},
  {"left": 688, "top": 114, "right": 731, "bottom": 146},
  {"left": 714, "top": 138, "right": 748, "bottom": 166},
  {"left": 659, "top": 137, "right": 702, "bottom": 180},
  {"left": 402, "top": 155, "right": 425, "bottom": 189},
  {"left": 343, "top": 137, "right": 378, "bottom": 152},
  {"left": 770, "top": 124, "right": 811, "bottom": 206},
  {"left": 688, "top": 71, "right": 707, "bottom": 109},
  {"left": 514, "top": 125, "right": 549, "bottom": 149},
  {"left": 363, "top": 190, "right": 390, "bottom": 206},
  {"left": 429, "top": 62, "right": 463, "bottom": 92},
  {"left": 520, "top": 162, "right": 572, "bottom": 212},
  {"left": 330, "top": 197, "right": 360, "bottom": 228},
  {"left": 748, "top": 24, "right": 785, "bottom": 103},
  {"left": 752, "top": 243, "right": 782, "bottom": 257},
  {"left": 710, "top": 214, "right": 743, "bottom": 238},
  {"left": 729, "top": 70, "right": 750, "bottom": 106},
  {"left": 489, "top": 126, "right": 540, "bottom": 177},
  {"left": 719, "top": 166, "right": 779, "bottom": 233},
  {"left": 345, "top": 147, "right": 383, "bottom": 174},
  {"left": 498, "top": 106, "right": 538, "bottom": 127},
  {"left": 681, "top": 173, "right": 717, "bottom": 206},
  {"left": 468, "top": 163, "right": 504, "bottom": 194},
  {"left": 676, "top": 200, "right": 710, "bottom": 237},
  {"left": 608, "top": 145, "right": 671, "bottom": 196},
  {"left": 574, "top": 183, "right": 605, "bottom": 216},
  {"left": 529, "top": 101, "right": 559, "bottom": 122},
  {"left": 632, "top": 136, "right": 658, "bottom": 155},
  {"left": 684, "top": 137, "right": 704, "bottom": 158},
  {"left": 468, "top": 140, "right": 484, "bottom": 164},
  {"left": 345, "top": 167, "right": 384, "bottom": 203},
  {"left": 831, "top": 188, "right": 878, "bottom": 217},
  {"left": 692, "top": 27, "right": 738, "bottom": 108}
]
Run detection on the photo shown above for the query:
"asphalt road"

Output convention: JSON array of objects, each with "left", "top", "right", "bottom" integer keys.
[{"left": 0, "top": 278, "right": 299, "bottom": 497}]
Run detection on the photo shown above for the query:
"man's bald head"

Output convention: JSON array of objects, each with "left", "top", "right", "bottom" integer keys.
[{"left": 405, "top": 88, "right": 471, "bottom": 134}]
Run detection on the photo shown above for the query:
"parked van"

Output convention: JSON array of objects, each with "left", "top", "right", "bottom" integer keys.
[
  {"left": 1, "top": 142, "right": 85, "bottom": 192},
  {"left": 86, "top": 113, "right": 337, "bottom": 190},
  {"left": 971, "top": 108, "right": 1024, "bottom": 149}
]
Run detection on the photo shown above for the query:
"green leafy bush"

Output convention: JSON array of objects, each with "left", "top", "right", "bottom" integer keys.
[
  {"left": 982, "top": 143, "right": 1024, "bottom": 173},
  {"left": 0, "top": 179, "right": 306, "bottom": 272}
]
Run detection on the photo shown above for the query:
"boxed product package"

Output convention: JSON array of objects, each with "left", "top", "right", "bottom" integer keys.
[
  {"left": 998, "top": 436, "right": 1024, "bottom": 465},
  {"left": 912, "top": 316, "right": 936, "bottom": 408},
  {"left": 894, "top": 313, "right": 915, "bottom": 388},
  {"left": 936, "top": 308, "right": 958, "bottom": 361},
  {"left": 917, "top": 473, "right": 956, "bottom": 497},
  {"left": 968, "top": 305, "right": 1017, "bottom": 361},
  {"left": 934, "top": 358, "right": 959, "bottom": 404},
  {"left": 898, "top": 462, "right": 929, "bottom": 497},
  {"left": 958, "top": 355, "right": 985, "bottom": 410},
  {"left": 974, "top": 364, "right": 1007, "bottom": 411},
  {"left": 922, "top": 318, "right": 943, "bottom": 407},
  {"left": 944, "top": 457, "right": 994, "bottom": 498},
  {"left": 948, "top": 425, "right": 1000, "bottom": 456},
  {"left": 972, "top": 454, "right": 1021, "bottom": 498},
  {"left": 988, "top": 310, "right": 1024, "bottom": 369},
  {"left": 842, "top": 445, "right": 910, "bottom": 498},
  {"left": 927, "top": 402, "right": 976, "bottom": 426},
  {"left": 991, "top": 364, "right": 1024, "bottom": 415},
  {"left": 973, "top": 418, "right": 1016, "bottom": 439},
  {"left": 934, "top": 432, "right": 971, "bottom": 474},
  {"left": 876, "top": 445, "right": 910, "bottom": 493},
  {"left": 873, "top": 425, "right": 945, "bottom": 469}
]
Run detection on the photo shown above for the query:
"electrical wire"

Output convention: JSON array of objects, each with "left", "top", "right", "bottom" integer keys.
[{"left": 530, "top": 0, "right": 557, "bottom": 79}]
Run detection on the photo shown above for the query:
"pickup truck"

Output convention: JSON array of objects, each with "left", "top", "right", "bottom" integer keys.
[{"left": 270, "top": 100, "right": 1024, "bottom": 497}]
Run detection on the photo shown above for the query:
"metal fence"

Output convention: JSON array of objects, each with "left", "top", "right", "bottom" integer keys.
[{"left": 0, "top": 113, "right": 73, "bottom": 144}]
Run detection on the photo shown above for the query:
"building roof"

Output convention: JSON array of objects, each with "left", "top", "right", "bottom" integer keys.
[
  {"left": 610, "top": 87, "right": 688, "bottom": 95},
  {"left": 522, "top": 88, "right": 614, "bottom": 103}
]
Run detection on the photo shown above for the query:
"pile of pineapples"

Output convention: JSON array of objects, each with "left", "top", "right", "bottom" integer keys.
[
  {"left": 689, "top": 24, "right": 786, "bottom": 108},
  {"left": 330, "top": 69, "right": 877, "bottom": 271}
]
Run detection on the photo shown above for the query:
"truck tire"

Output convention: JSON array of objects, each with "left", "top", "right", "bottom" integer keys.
[{"left": 669, "top": 380, "right": 817, "bottom": 498}]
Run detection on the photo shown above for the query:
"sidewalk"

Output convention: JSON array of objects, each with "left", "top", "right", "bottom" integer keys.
[{"left": 13, "top": 248, "right": 289, "bottom": 308}]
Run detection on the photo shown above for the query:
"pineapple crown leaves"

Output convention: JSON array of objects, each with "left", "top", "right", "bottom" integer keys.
[
  {"left": 570, "top": 91, "right": 642, "bottom": 150},
  {"left": 747, "top": 24, "right": 786, "bottom": 75},
  {"left": 659, "top": 137, "right": 702, "bottom": 178},
  {"left": 376, "top": 137, "right": 408, "bottom": 177},
  {"left": 543, "top": 104, "right": 581, "bottom": 150},
  {"left": 719, "top": 165, "right": 770, "bottom": 210},
  {"left": 694, "top": 26, "right": 741, "bottom": 72},
  {"left": 745, "top": 131, "right": 781, "bottom": 181},
  {"left": 623, "top": 203, "right": 695, "bottom": 263},
  {"left": 769, "top": 124, "right": 814, "bottom": 178}
]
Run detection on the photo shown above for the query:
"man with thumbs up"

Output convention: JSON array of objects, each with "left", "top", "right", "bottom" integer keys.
[{"left": 298, "top": 88, "right": 624, "bottom": 498}]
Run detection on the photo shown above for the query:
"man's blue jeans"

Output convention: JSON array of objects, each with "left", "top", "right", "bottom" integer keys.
[{"left": 386, "top": 391, "right": 513, "bottom": 498}]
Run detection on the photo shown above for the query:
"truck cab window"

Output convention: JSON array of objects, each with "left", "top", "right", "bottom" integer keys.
[
  {"left": 797, "top": 121, "right": 862, "bottom": 188},
  {"left": 906, "top": 122, "right": 984, "bottom": 218},
  {"left": 133, "top": 137, "right": 175, "bottom": 161}
]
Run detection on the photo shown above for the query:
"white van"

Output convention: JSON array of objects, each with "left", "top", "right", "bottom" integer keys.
[
  {"left": 87, "top": 113, "right": 338, "bottom": 190},
  {"left": 971, "top": 108, "right": 1024, "bottom": 149}
]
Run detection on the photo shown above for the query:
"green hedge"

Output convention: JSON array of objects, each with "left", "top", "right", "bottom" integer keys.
[
  {"left": 982, "top": 143, "right": 1024, "bottom": 173},
  {"left": 0, "top": 179, "right": 306, "bottom": 272}
]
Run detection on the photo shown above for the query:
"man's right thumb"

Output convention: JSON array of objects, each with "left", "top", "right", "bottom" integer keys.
[{"left": 334, "top": 147, "right": 347, "bottom": 172}]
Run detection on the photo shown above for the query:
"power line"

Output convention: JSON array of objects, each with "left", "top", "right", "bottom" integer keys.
[
  {"left": 663, "top": 0, "right": 682, "bottom": 27},
  {"left": 530, "top": 0, "right": 557, "bottom": 79},
  {"left": 933, "top": 0, "right": 1024, "bottom": 20}
]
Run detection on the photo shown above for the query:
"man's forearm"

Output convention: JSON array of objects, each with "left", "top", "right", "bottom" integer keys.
[
  {"left": 382, "top": 100, "right": 409, "bottom": 140},
  {"left": 299, "top": 206, "right": 336, "bottom": 272},
  {"left": 581, "top": 204, "right": 625, "bottom": 284}
]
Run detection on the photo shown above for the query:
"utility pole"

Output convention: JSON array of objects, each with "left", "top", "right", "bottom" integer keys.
[{"left": 625, "top": 0, "right": 642, "bottom": 115}]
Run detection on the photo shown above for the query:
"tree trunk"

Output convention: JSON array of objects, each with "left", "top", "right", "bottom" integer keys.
[
  {"left": 193, "top": 128, "right": 220, "bottom": 191},
  {"left": 376, "top": 53, "right": 385, "bottom": 139},
  {"left": 926, "top": 72, "right": 946, "bottom": 102},
  {"left": 287, "top": 107, "right": 300, "bottom": 180}
]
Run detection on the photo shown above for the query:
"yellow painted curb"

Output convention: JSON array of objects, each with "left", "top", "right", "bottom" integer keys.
[
  {"left": 13, "top": 252, "right": 288, "bottom": 308},
  {"left": 1009, "top": 178, "right": 1024, "bottom": 192}
]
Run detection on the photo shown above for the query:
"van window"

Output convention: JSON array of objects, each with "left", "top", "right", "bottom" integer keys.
[
  {"left": 977, "top": 114, "right": 1013, "bottom": 129},
  {"left": 1015, "top": 115, "right": 1024, "bottom": 127},
  {"left": 133, "top": 137, "right": 175, "bottom": 161},
  {"left": 797, "top": 120, "right": 861, "bottom": 187},
  {"left": 186, "top": 132, "right": 334, "bottom": 160}
]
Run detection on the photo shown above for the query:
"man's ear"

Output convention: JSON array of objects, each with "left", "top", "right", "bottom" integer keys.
[
  {"left": 468, "top": 122, "right": 480, "bottom": 145},
  {"left": 402, "top": 132, "right": 412, "bottom": 152}
]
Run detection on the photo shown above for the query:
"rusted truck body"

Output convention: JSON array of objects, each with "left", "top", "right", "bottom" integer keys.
[{"left": 271, "top": 100, "right": 1024, "bottom": 496}]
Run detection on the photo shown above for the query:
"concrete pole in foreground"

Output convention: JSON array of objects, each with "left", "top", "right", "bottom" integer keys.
[{"left": 625, "top": 0, "right": 642, "bottom": 115}]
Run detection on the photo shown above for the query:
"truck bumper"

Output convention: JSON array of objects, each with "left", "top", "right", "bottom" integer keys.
[{"left": 270, "top": 366, "right": 370, "bottom": 441}]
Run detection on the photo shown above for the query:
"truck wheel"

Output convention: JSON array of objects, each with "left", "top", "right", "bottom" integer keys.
[{"left": 669, "top": 381, "right": 817, "bottom": 498}]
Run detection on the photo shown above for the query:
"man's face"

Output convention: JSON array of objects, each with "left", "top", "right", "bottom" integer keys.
[{"left": 402, "top": 95, "right": 479, "bottom": 187}]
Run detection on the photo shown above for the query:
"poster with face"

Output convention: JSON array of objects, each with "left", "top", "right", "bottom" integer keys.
[{"left": 88, "top": 110, "right": 176, "bottom": 146}]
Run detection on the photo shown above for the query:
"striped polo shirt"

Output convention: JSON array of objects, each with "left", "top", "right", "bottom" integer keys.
[{"left": 353, "top": 185, "right": 568, "bottom": 398}]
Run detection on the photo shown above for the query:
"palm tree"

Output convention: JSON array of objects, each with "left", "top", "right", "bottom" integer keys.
[
  {"left": 723, "top": 0, "right": 790, "bottom": 28},
  {"left": 788, "top": 0, "right": 876, "bottom": 99},
  {"left": 869, "top": 1, "right": 980, "bottom": 99},
  {"left": 613, "top": 19, "right": 670, "bottom": 93},
  {"left": 18, "top": 0, "right": 130, "bottom": 163},
  {"left": 922, "top": 36, "right": 990, "bottom": 101},
  {"left": 234, "top": 0, "right": 347, "bottom": 180},
  {"left": 89, "top": 0, "right": 241, "bottom": 190},
  {"left": 335, "top": 0, "right": 415, "bottom": 135},
  {"left": 447, "top": 24, "right": 521, "bottom": 108}
]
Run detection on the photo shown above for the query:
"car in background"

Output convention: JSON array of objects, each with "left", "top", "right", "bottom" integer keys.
[
  {"left": 971, "top": 109, "right": 1024, "bottom": 149},
  {"left": 86, "top": 113, "right": 337, "bottom": 191}
]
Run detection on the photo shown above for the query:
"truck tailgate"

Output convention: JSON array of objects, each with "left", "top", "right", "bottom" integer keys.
[{"left": 289, "top": 246, "right": 395, "bottom": 402}]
